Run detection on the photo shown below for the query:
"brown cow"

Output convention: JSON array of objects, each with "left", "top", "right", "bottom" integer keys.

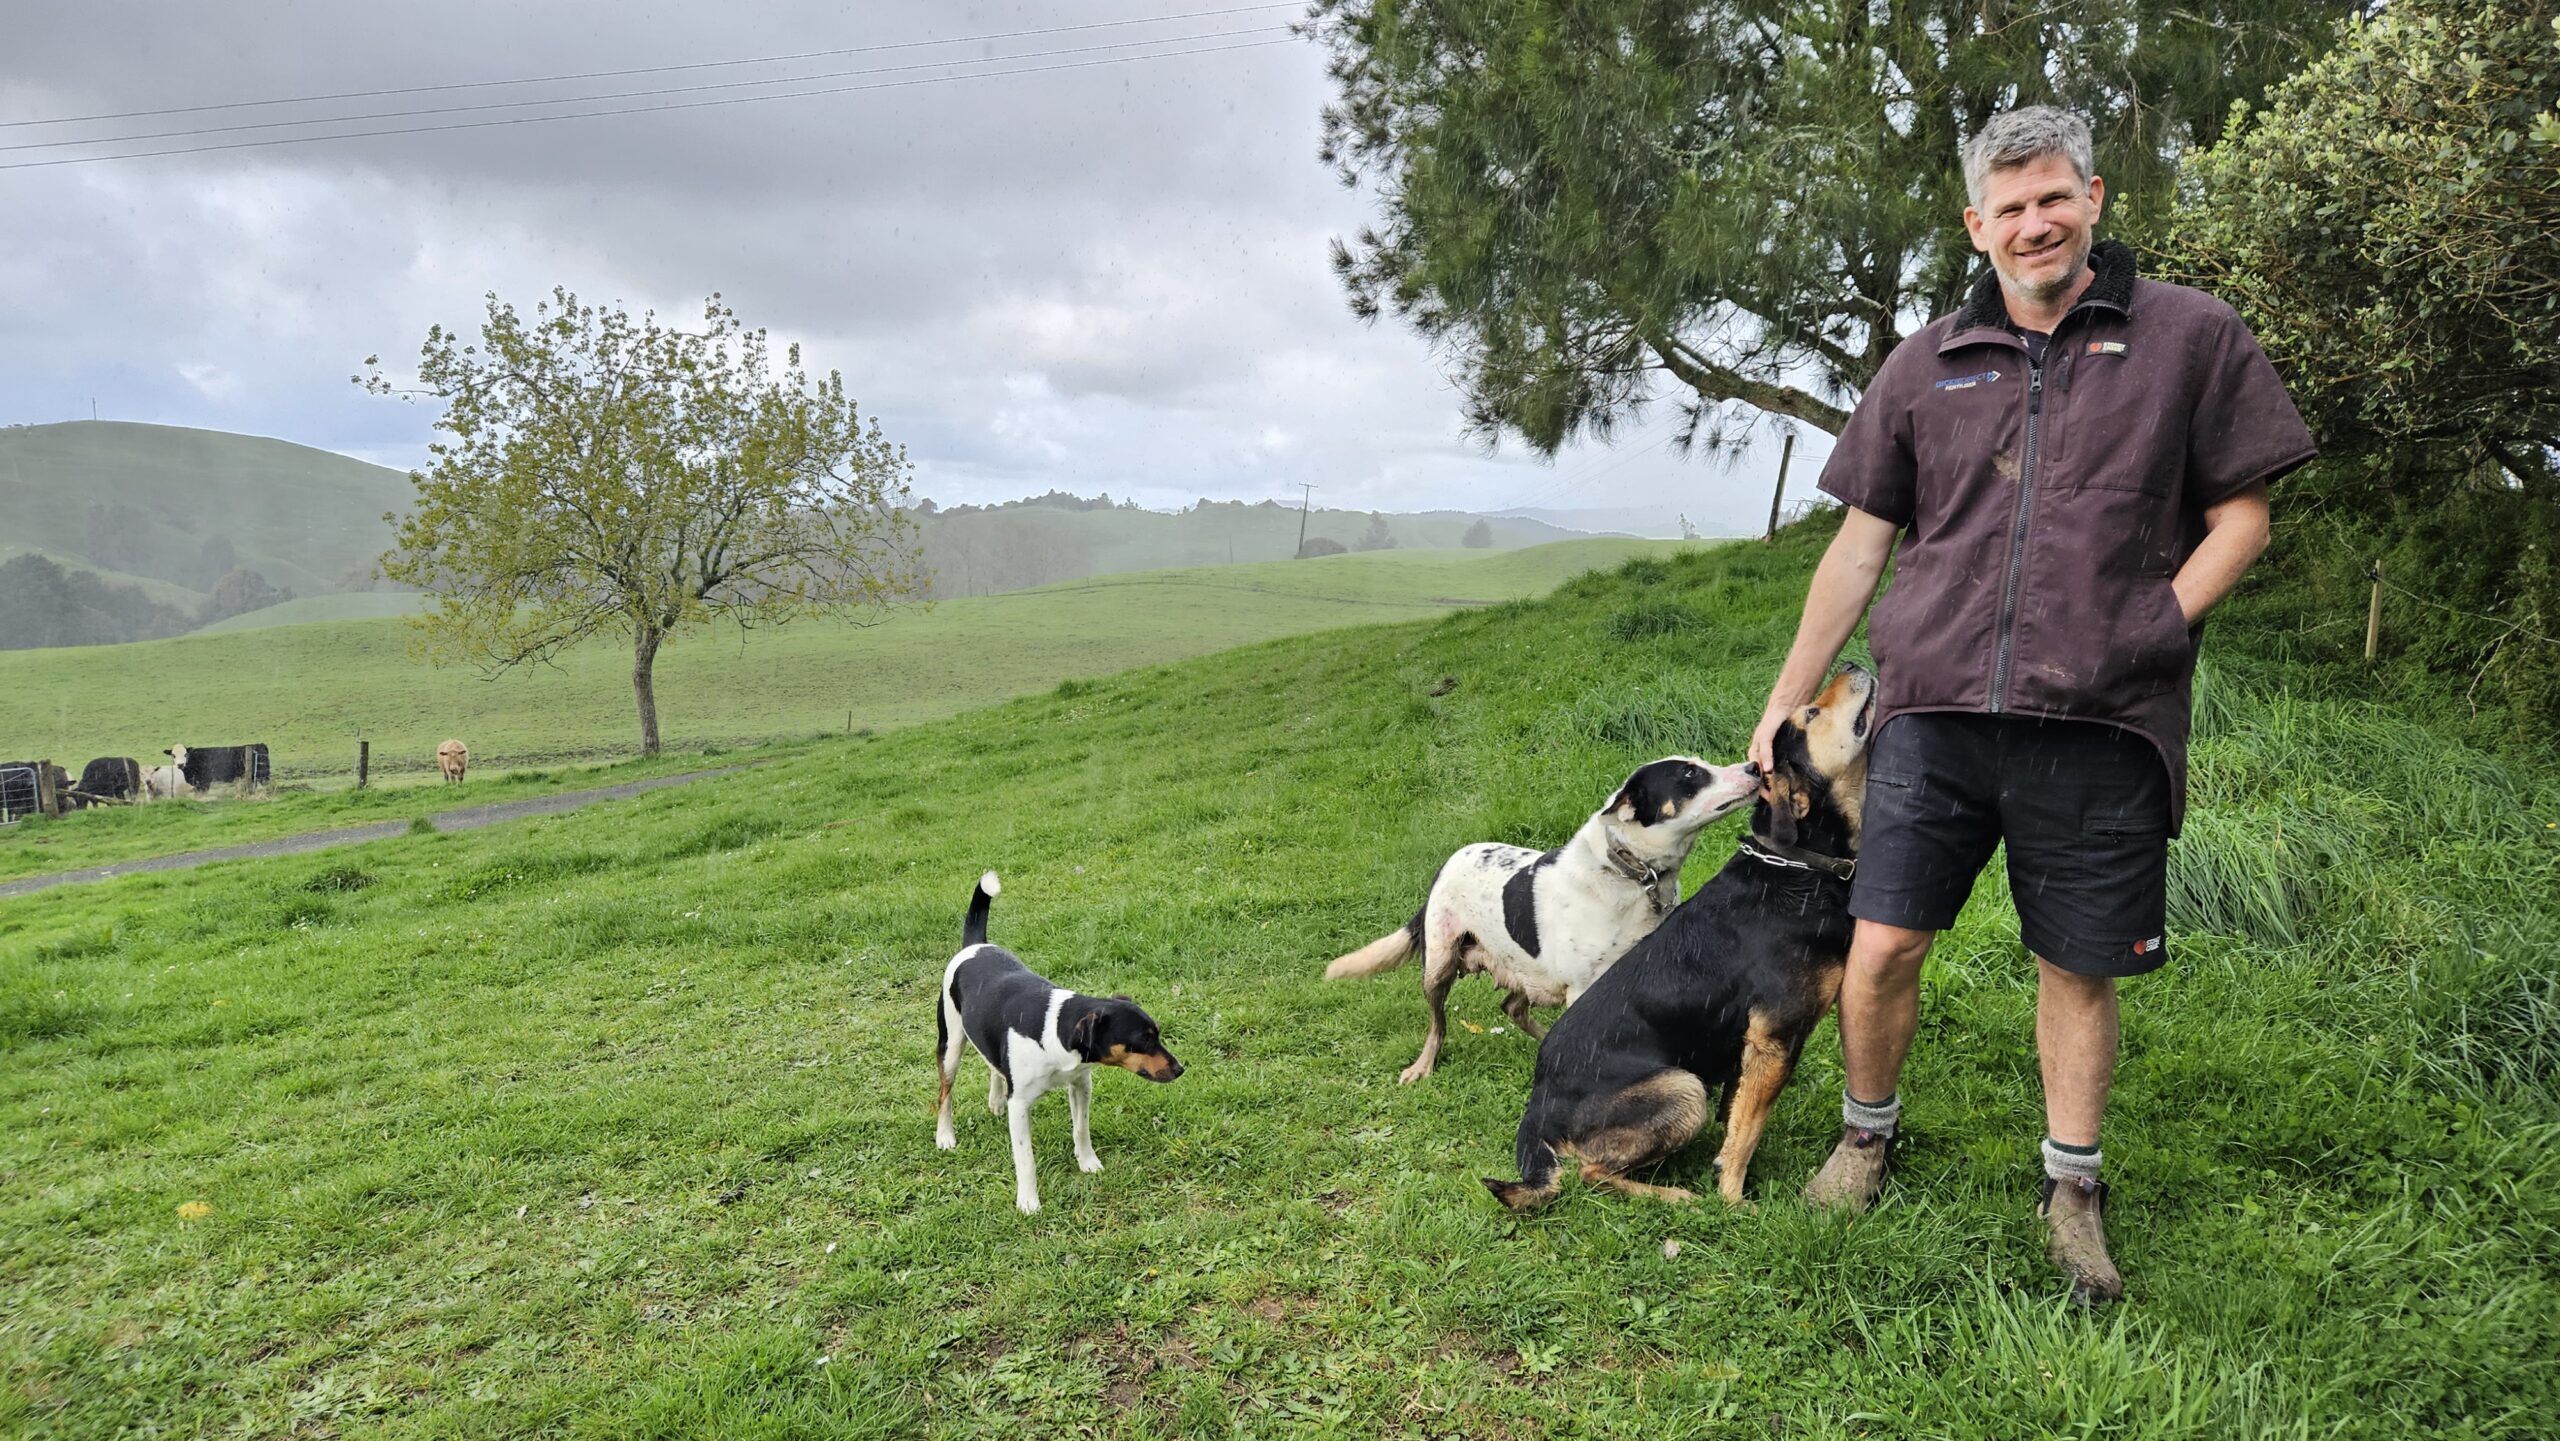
[{"left": 436, "top": 739, "right": 469, "bottom": 784}]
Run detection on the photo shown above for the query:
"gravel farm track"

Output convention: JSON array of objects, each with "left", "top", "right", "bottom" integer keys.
[{"left": 0, "top": 765, "right": 749, "bottom": 900}]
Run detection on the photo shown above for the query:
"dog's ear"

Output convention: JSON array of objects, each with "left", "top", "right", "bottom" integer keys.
[
  {"left": 1068, "top": 1009, "right": 1098, "bottom": 1056},
  {"left": 1606, "top": 785, "right": 1637, "bottom": 822},
  {"left": 1765, "top": 775, "right": 1807, "bottom": 847}
]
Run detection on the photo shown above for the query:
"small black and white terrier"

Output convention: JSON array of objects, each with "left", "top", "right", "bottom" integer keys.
[{"left": 935, "top": 872, "right": 1184, "bottom": 1214}]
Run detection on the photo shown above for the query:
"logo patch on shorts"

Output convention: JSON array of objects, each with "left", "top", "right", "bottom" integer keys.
[
  {"left": 2131, "top": 935, "right": 2162, "bottom": 955},
  {"left": 1934, "top": 370, "right": 2002, "bottom": 391},
  {"left": 2085, "top": 340, "right": 2127, "bottom": 356}
]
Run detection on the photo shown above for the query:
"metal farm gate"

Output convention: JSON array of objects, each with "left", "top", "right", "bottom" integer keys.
[{"left": 0, "top": 763, "right": 36, "bottom": 825}]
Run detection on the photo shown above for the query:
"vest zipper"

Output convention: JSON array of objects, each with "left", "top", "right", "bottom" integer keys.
[{"left": 1989, "top": 359, "right": 2045, "bottom": 712}]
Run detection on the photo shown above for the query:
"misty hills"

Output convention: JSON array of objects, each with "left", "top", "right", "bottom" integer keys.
[
  {"left": 0, "top": 420, "right": 1595, "bottom": 646},
  {"left": 0, "top": 421, "right": 414, "bottom": 605}
]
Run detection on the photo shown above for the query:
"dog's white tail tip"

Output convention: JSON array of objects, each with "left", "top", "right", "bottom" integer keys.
[
  {"left": 1324, "top": 930, "right": 1414, "bottom": 979},
  {"left": 979, "top": 870, "right": 1001, "bottom": 897}
]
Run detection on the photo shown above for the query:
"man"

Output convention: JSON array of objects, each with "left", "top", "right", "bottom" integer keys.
[{"left": 1746, "top": 107, "right": 2315, "bottom": 1305}]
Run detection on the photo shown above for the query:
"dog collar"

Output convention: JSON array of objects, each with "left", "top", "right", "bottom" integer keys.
[
  {"left": 1740, "top": 835, "right": 1856, "bottom": 880},
  {"left": 1601, "top": 837, "right": 1674, "bottom": 915}
]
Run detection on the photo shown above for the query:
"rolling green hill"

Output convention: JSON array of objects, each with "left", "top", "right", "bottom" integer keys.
[
  {"left": 188, "top": 592, "right": 430, "bottom": 633},
  {"left": 1, "top": 524, "right": 2550, "bottom": 1437},
  {"left": 0, "top": 539, "right": 1685, "bottom": 781},
  {"left": 0, "top": 422, "right": 1601, "bottom": 642},
  {"left": 911, "top": 498, "right": 1591, "bottom": 598},
  {"left": 0, "top": 421, "right": 413, "bottom": 603},
  {"left": 0, "top": 422, "right": 1617, "bottom": 647}
]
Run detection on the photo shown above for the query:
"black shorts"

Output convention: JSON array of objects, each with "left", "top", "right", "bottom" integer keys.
[{"left": 1852, "top": 712, "right": 2172, "bottom": 977}]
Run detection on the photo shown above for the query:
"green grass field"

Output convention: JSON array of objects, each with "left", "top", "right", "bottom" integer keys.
[
  {"left": 0, "top": 539, "right": 1681, "bottom": 787},
  {"left": 3, "top": 525, "right": 2554, "bottom": 1438}
]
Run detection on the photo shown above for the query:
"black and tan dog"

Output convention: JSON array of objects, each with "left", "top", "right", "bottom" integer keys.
[{"left": 1485, "top": 666, "right": 1875, "bottom": 1210}]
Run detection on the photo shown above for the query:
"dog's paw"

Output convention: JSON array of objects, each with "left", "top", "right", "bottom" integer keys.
[
  {"left": 1077, "top": 1153, "right": 1104, "bottom": 1174},
  {"left": 935, "top": 1131, "right": 956, "bottom": 1151},
  {"left": 1016, "top": 1194, "right": 1041, "bottom": 1215},
  {"left": 1397, "top": 1061, "right": 1434, "bottom": 1085}
]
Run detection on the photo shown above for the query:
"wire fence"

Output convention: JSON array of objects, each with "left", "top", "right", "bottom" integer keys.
[{"left": 0, "top": 763, "right": 37, "bottom": 825}]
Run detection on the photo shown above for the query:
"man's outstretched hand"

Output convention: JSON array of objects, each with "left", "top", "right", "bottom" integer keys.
[{"left": 1748, "top": 698, "right": 1794, "bottom": 796}]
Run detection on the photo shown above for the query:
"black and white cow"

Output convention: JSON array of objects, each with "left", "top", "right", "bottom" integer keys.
[{"left": 165, "top": 743, "right": 272, "bottom": 796}]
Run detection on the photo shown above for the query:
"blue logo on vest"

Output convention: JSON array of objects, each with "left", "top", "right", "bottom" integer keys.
[{"left": 1933, "top": 370, "right": 2003, "bottom": 391}]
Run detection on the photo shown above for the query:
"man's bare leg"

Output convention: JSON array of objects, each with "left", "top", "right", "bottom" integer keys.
[
  {"left": 1841, "top": 920, "right": 1935, "bottom": 1101},
  {"left": 1805, "top": 919, "right": 1934, "bottom": 1210},
  {"left": 2035, "top": 956, "right": 2117, "bottom": 1146},
  {"left": 2034, "top": 954, "right": 2125, "bottom": 1304}
]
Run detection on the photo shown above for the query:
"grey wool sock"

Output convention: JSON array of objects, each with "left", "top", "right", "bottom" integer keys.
[
  {"left": 1843, "top": 1091, "right": 1901, "bottom": 1136},
  {"left": 2042, "top": 1136, "right": 2102, "bottom": 1185}
]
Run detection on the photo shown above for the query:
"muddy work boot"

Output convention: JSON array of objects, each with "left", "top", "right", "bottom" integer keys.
[
  {"left": 1801, "top": 1126, "right": 1894, "bottom": 1212},
  {"left": 2038, "top": 1177, "right": 2125, "bottom": 1307}
]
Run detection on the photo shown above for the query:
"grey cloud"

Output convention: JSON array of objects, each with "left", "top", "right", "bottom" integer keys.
[{"left": 0, "top": 1, "right": 1806, "bottom": 533}]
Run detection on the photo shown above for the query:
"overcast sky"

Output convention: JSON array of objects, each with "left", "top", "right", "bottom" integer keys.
[{"left": 0, "top": 1, "right": 1826, "bottom": 533}]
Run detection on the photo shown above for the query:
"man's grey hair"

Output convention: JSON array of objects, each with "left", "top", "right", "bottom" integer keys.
[{"left": 1962, "top": 107, "right": 2095, "bottom": 209}]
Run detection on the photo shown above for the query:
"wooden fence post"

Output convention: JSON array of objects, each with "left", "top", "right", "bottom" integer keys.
[
  {"left": 1764, "top": 432, "right": 1796, "bottom": 542},
  {"left": 34, "top": 760, "right": 61, "bottom": 819},
  {"left": 2365, "top": 560, "right": 2384, "bottom": 662},
  {"left": 357, "top": 740, "right": 370, "bottom": 790}
]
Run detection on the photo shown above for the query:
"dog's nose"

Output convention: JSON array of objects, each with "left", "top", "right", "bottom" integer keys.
[{"left": 1741, "top": 760, "right": 1762, "bottom": 778}]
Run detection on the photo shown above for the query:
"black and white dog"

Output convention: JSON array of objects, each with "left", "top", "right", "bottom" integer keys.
[
  {"left": 935, "top": 872, "right": 1184, "bottom": 1214},
  {"left": 1324, "top": 756, "right": 1760, "bottom": 1082}
]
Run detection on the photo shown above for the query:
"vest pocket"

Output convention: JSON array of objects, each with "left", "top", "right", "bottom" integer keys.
[
  {"left": 2104, "top": 579, "right": 2192, "bottom": 701},
  {"left": 2053, "top": 350, "right": 2175, "bottom": 494}
]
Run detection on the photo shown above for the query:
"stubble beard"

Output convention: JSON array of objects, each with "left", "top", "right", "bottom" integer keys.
[{"left": 1998, "top": 230, "right": 2093, "bottom": 308}]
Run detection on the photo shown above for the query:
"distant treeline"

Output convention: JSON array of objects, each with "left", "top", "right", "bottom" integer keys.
[
  {"left": 0, "top": 553, "right": 291, "bottom": 650},
  {"left": 915, "top": 490, "right": 1150, "bottom": 517}
]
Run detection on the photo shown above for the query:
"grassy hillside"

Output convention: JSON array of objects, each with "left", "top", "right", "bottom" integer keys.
[
  {"left": 189, "top": 592, "right": 430, "bottom": 633},
  {"left": 2, "top": 525, "right": 2551, "bottom": 1438},
  {"left": 0, "top": 540, "right": 1682, "bottom": 783},
  {"left": 0, "top": 421, "right": 413, "bottom": 602}
]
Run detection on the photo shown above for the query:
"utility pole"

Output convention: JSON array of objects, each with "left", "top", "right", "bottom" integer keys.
[
  {"left": 1293, "top": 483, "right": 1318, "bottom": 558},
  {"left": 1763, "top": 432, "right": 1797, "bottom": 542}
]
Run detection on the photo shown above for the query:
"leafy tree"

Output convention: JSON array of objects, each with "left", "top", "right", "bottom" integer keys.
[
  {"left": 1309, "top": 0, "right": 2348, "bottom": 452},
  {"left": 1298, "top": 535, "right": 1349, "bottom": 558},
  {"left": 2169, "top": 1, "right": 2560, "bottom": 733},
  {"left": 1353, "top": 512, "right": 1400, "bottom": 551},
  {"left": 190, "top": 535, "right": 240, "bottom": 591},
  {"left": 1461, "top": 517, "right": 1495, "bottom": 548},
  {"left": 366, "top": 290, "right": 924, "bottom": 754},
  {"left": 2172, "top": 2, "right": 2560, "bottom": 489},
  {"left": 0, "top": 553, "right": 189, "bottom": 649},
  {"left": 197, "top": 567, "right": 291, "bottom": 626},
  {"left": 81, "top": 502, "right": 156, "bottom": 577}
]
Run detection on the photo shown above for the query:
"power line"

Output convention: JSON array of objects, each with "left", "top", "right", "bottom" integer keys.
[
  {"left": 0, "top": 35, "right": 1300, "bottom": 173},
  {"left": 0, "top": 2, "right": 1303, "bottom": 129},
  {"left": 0, "top": 23, "right": 1293, "bottom": 154}
]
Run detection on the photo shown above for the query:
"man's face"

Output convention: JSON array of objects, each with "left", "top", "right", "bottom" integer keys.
[{"left": 1964, "top": 152, "right": 2106, "bottom": 305}]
